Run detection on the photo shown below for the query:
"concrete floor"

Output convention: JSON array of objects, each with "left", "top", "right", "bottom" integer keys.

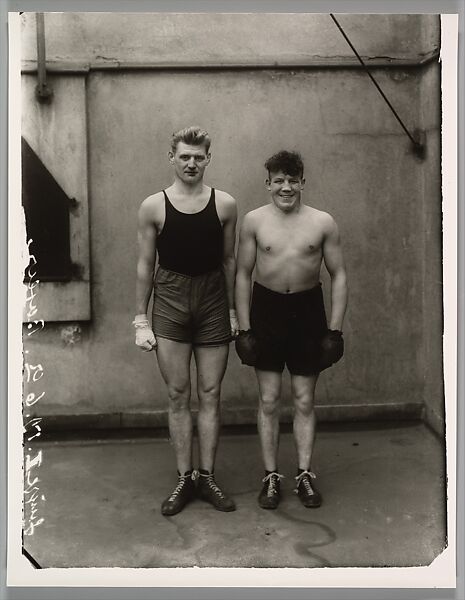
[{"left": 23, "top": 421, "right": 446, "bottom": 569}]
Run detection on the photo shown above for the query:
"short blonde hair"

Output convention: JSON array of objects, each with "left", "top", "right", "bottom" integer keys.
[{"left": 171, "top": 126, "right": 211, "bottom": 153}]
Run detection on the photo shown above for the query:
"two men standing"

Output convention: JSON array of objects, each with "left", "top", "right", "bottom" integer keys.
[{"left": 134, "top": 127, "right": 348, "bottom": 516}]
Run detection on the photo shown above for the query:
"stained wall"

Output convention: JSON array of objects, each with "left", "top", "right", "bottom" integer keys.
[{"left": 20, "top": 13, "right": 444, "bottom": 432}]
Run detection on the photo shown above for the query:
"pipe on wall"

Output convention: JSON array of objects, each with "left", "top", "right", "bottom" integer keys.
[{"left": 35, "top": 13, "right": 53, "bottom": 103}]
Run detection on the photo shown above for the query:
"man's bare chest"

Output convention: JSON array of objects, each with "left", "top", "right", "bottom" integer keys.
[{"left": 256, "top": 222, "right": 324, "bottom": 257}]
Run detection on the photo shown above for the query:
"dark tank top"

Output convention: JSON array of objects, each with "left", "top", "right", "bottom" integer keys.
[{"left": 156, "top": 188, "right": 224, "bottom": 276}]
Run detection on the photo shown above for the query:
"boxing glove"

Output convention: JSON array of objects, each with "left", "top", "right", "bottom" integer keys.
[
  {"left": 319, "top": 329, "right": 344, "bottom": 371},
  {"left": 133, "top": 314, "right": 156, "bottom": 352},
  {"left": 235, "top": 330, "right": 259, "bottom": 366}
]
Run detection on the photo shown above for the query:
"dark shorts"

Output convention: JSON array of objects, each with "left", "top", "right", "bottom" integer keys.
[
  {"left": 250, "top": 282, "right": 328, "bottom": 376},
  {"left": 152, "top": 267, "right": 231, "bottom": 346}
]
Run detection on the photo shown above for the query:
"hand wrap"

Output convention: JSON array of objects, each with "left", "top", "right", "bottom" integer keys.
[
  {"left": 133, "top": 314, "right": 156, "bottom": 352},
  {"left": 319, "top": 329, "right": 344, "bottom": 371},
  {"left": 229, "top": 309, "right": 239, "bottom": 338},
  {"left": 235, "top": 329, "right": 258, "bottom": 366}
]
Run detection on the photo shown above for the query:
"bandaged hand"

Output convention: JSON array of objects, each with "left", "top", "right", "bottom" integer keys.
[
  {"left": 133, "top": 314, "right": 156, "bottom": 352},
  {"left": 229, "top": 309, "right": 239, "bottom": 338}
]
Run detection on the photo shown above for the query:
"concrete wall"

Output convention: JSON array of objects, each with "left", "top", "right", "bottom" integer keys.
[
  {"left": 20, "top": 13, "right": 443, "bottom": 428},
  {"left": 419, "top": 60, "right": 444, "bottom": 436},
  {"left": 21, "top": 13, "right": 438, "bottom": 67}
]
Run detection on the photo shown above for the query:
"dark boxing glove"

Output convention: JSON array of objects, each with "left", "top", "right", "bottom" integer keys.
[
  {"left": 319, "top": 329, "right": 344, "bottom": 371},
  {"left": 235, "top": 330, "right": 258, "bottom": 366}
]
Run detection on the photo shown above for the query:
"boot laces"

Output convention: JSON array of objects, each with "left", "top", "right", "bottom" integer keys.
[
  {"left": 201, "top": 473, "right": 225, "bottom": 498},
  {"left": 294, "top": 470, "right": 316, "bottom": 495},
  {"left": 262, "top": 472, "right": 284, "bottom": 497},
  {"left": 168, "top": 471, "right": 197, "bottom": 502}
]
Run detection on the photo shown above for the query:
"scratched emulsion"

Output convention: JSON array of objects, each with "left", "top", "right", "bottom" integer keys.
[{"left": 23, "top": 238, "right": 46, "bottom": 547}]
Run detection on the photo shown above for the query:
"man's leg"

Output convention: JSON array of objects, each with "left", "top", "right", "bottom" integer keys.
[
  {"left": 156, "top": 338, "right": 193, "bottom": 473},
  {"left": 256, "top": 369, "right": 284, "bottom": 509},
  {"left": 290, "top": 373, "right": 322, "bottom": 507},
  {"left": 193, "top": 344, "right": 229, "bottom": 471},
  {"left": 256, "top": 369, "right": 282, "bottom": 471},
  {"left": 291, "top": 374, "right": 318, "bottom": 470},
  {"left": 193, "top": 344, "right": 235, "bottom": 511},
  {"left": 156, "top": 338, "right": 196, "bottom": 516}
]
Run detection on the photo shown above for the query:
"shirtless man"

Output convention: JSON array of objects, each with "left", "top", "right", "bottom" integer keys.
[
  {"left": 235, "top": 150, "right": 348, "bottom": 509},
  {"left": 134, "top": 126, "right": 238, "bottom": 516}
]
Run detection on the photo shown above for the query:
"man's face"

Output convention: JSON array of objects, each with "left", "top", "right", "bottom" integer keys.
[
  {"left": 169, "top": 142, "right": 211, "bottom": 184},
  {"left": 266, "top": 170, "right": 305, "bottom": 212}
]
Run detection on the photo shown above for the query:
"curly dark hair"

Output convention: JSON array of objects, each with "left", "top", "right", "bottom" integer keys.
[{"left": 264, "top": 150, "right": 304, "bottom": 178}]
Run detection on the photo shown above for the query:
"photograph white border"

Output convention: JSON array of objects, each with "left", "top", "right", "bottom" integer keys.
[{"left": 6, "top": 10, "right": 458, "bottom": 590}]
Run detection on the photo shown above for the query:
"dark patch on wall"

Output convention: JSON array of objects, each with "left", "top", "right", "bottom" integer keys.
[{"left": 22, "top": 137, "right": 73, "bottom": 282}]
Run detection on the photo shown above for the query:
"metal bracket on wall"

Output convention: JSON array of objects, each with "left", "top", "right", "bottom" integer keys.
[
  {"left": 35, "top": 13, "right": 53, "bottom": 103},
  {"left": 330, "top": 14, "right": 426, "bottom": 159},
  {"left": 70, "top": 262, "right": 84, "bottom": 280},
  {"left": 68, "top": 197, "right": 80, "bottom": 214}
]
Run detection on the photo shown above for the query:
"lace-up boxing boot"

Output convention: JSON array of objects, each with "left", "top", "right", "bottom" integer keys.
[
  {"left": 161, "top": 470, "right": 197, "bottom": 516},
  {"left": 294, "top": 470, "right": 322, "bottom": 508},
  {"left": 258, "top": 471, "right": 284, "bottom": 509},
  {"left": 197, "top": 469, "right": 236, "bottom": 512}
]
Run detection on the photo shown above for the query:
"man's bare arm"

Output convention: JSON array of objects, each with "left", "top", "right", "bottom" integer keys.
[
  {"left": 135, "top": 198, "right": 158, "bottom": 316},
  {"left": 322, "top": 216, "right": 348, "bottom": 331},
  {"left": 235, "top": 213, "right": 257, "bottom": 331},
  {"left": 220, "top": 193, "right": 238, "bottom": 313}
]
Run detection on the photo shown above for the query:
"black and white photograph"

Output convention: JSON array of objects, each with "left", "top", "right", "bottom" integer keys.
[{"left": 7, "top": 8, "right": 459, "bottom": 589}]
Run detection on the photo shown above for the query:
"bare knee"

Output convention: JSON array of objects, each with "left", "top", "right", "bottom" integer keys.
[
  {"left": 167, "top": 383, "right": 190, "bottom": 413},
  {"left": 198, "top": 381, "right": 221, "bottom": 400},
  {"left": 198, "top": 382, "right": 221, "bottom": 411},
  {"left": 293, "top": 392, "right": 315, "bottom": 418},
  {"left": 260, "top": 391, "right": 281, "bottom": 417}
]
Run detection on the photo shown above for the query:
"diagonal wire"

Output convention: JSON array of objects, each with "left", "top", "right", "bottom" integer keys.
[{"left": 330, "top": 13, "right": 423, "bottom": 153}]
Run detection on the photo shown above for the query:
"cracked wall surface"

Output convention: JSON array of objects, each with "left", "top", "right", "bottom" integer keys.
[
  {"left": 20, "top": 14, "right": 443, "bottom": 430},
  {"left": 20, "top": 13, "right": 439, "bottom": 67}
]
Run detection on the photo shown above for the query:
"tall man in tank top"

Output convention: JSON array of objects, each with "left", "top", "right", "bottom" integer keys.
[
  {"left": 134, "top": 127, "right": 238, "bottom": 516},
  {"left": 235, "top": 151, "right": 348, "bottom": 509}
]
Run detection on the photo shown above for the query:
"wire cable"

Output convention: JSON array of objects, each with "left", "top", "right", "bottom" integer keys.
[{"left": 330, "top": 14, "right": 424, "bottom": 156}]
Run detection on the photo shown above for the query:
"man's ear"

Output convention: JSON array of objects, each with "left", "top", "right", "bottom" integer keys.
[
  {"left": 205, "top": 152, "right": 212, "bottom": 165},
  {"left": 300, "top": 177, "right": 306, "bottom": 189},
  {"left": 265, "top": 178, "right": 271, "bottom": 190},
  {"left": 168, "top": 151, "right": 174, "bottom": 163}
]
